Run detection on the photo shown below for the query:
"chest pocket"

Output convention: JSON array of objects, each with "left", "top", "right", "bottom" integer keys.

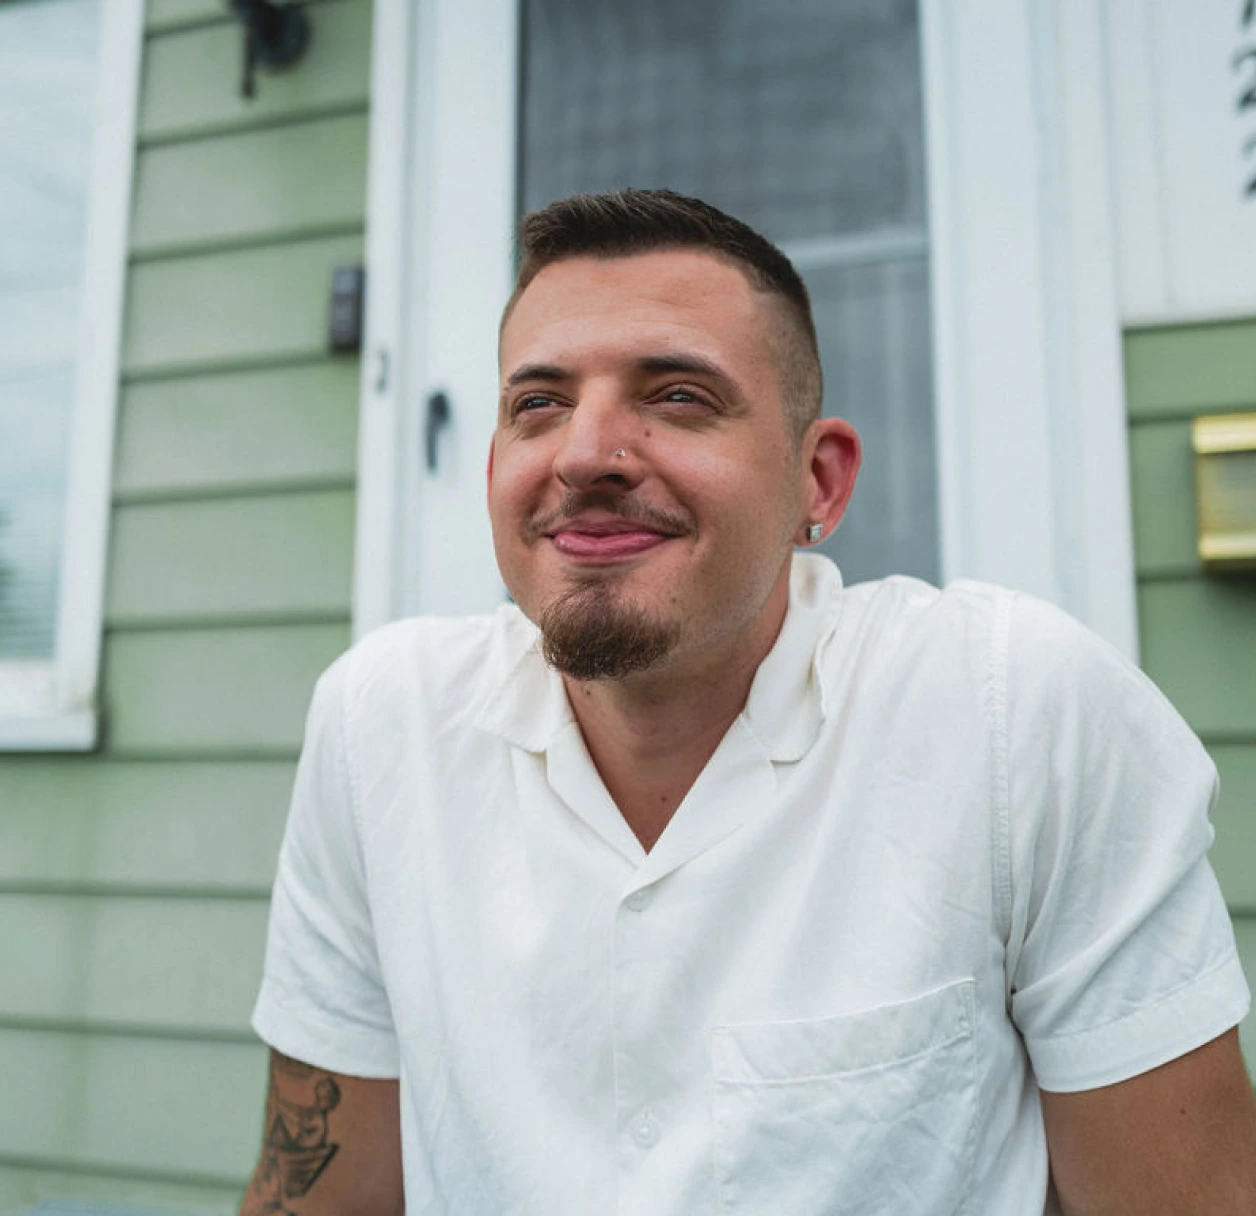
[{"left": 711, "top": 979, "right": 977, "bottom": 1216}]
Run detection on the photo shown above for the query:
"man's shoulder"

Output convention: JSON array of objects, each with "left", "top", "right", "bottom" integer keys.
[{"left": 324, "top": 604, "right": 538, "bottom": 720}]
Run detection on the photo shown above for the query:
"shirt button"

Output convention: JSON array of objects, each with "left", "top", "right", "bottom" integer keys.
[
  {"left": 632, "top": 1111, "right": 660, "bottom": 1148},
  {"left": 625, "top": 889, "right": 650, "bottom": 912}
]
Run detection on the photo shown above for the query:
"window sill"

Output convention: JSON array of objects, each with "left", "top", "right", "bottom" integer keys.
[{"left": 0, "top": 709, "right": 99, "bottom": 752}]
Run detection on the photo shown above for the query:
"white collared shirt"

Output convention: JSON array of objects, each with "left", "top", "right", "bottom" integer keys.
[{"left": 253, "top": 554, "right": 1249, "bottom": 1215}]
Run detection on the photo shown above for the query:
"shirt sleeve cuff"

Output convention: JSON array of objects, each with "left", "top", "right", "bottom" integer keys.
[
  {"left": 1026, "top": 951, "right": 1251, "bottom": 1093},
  {"left": 251, "top": 975, "right": 401, "bottom": 1079}
]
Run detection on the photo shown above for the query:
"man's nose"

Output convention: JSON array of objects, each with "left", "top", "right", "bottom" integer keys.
[{"left": 552, "top": 395, "right": 642, "bottom": 491}]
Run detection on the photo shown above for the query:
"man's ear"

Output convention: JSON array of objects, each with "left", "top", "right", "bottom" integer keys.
[{"left": 794, "top": 417, "right": 861, "bottom": 546}]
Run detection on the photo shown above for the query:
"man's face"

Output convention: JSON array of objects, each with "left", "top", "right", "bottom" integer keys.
[{"left": 489, "top": 249, "right": 811, "bottom": 681}]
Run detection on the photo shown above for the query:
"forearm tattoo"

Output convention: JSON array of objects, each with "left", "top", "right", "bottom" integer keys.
[{"left": 242, "top": 1052, "right": 343, "bottom": 1215}]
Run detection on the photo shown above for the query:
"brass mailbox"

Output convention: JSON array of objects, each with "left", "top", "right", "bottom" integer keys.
[{"left": 1193, "top": 412, "right": 1256, "bottom": 571}]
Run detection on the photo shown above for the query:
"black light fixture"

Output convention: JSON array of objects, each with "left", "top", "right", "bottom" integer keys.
[{"left": 227, "top": 0, "right": 311, "bottom": 99}]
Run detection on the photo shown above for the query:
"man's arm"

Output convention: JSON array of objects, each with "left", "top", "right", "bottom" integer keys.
[
  {"left": 240, "top": 1050, "right": 403, "bottom": 1216},
  {"left": 1041, "top": 1028, "right": 1256, "bottom": 1215}
]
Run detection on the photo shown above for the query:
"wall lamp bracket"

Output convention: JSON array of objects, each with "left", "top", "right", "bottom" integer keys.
[{"left": 227, "top": 0, "right": 310, "bottom": 99}]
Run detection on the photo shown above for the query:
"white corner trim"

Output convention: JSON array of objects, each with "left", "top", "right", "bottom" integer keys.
[
  {"left": 352, "top": 0, "right": 412, "bottom": 641},
  {"left": 0, "top": 0, "right": 144, "bottom": 751},
  {"left": 920, "top": 0, "right": 1138, "bottom": 658}
]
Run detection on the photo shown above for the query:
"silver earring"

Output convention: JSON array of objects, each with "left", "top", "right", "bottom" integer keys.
[{"left": 806, "top": 523, "right": 823, "bottom": 544}]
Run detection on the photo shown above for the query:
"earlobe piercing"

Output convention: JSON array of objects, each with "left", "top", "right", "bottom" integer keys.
[{"left": 806, "top": 523, "right": 823, "bottom": 544}]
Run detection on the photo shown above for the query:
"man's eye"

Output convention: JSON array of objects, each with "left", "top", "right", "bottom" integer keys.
[{"left": 514, "top": 394, "right": 558, "bottom": 415}]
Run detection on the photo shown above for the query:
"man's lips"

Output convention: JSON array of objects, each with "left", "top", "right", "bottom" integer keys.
[{"left": 549, "top": 527, "right": 674, "bottom": 559}]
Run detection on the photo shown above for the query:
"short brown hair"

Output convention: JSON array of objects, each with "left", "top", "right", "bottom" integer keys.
[{"left": 503, "top": 189, "right": 823, "bottom": 443}]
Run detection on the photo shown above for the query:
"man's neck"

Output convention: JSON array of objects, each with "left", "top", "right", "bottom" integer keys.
[{"left": 561, "top": 587, "right": 789, "bottom": 852}]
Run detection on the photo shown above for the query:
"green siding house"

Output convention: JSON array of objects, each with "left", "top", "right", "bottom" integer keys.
[{"left": 0, "top": 1, "right": 1253, "bottom": 1210}]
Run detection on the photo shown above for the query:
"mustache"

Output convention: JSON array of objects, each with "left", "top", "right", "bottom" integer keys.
[{"left": 527, "top": 490, "right": 695, "bottom": 539}]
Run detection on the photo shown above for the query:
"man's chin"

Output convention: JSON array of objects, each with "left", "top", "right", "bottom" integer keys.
[{"left": 538, "top": 581, "right": 681, "bottom": 682}]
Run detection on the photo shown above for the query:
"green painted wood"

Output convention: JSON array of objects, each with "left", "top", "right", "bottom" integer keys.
[
  {"left": 0, "top": 1162, "right": 239, "bottom": 1216},
  {"left": 122, "top": 236, "right": 363, "bottom": 376},
  {"left": 1129, "top": 420, "right": 1199, "bottom": 576},
  {"left": 103, "top": 622, "right": 349, "bottom": 753},
  {"left": 138, "top": 1, "right": 371, "bottom": 143},
  {"left": 1138, "top": 579, "right": 1256, "bottom": 738},
  {"left": 0, "top": 759, "right": 290, "bottom": 888},
  {"left": 145, "top": 0, "right": 225, "bottom": 32},
  {"left": 1211, "top": 743, "right": 1256, "bottom": 911},
  {"left": 0, "top": 896, "right": 267, "bottom": 1033},
  {"left": 131, "top": 114, "right": 368, "bottom": 256},
  {"left": 114, "top": 361, "right": 358, "bottom": 496},
  {"left": 1233, "top": 915, "right": 1256, "bottom": 1078},
  {"left": 0, "top": 1031, "right": 264, "bottom": 1180},
  {"left": 107, "top": 489, "right": 355, "bottom": 624},
  {"left": 1125, "top": 320, "right": 1256, "bottom": 420}
]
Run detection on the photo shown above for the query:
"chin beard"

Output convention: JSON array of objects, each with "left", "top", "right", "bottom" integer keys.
[{"left": 539, "top": 578, "right": 682, "bottom": 682}]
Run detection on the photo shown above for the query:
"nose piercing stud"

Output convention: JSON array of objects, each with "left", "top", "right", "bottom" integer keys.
[
  {"left": 614, "top": 449, "right": 627, "bottom": 459},
  {"left": 806, "top": 523, "right": 823, "bottom": 544}
]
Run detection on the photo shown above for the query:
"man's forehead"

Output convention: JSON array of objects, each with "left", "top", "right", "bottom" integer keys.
[{"left": 499, "top": 249, "right": 772, "bottom": 367}]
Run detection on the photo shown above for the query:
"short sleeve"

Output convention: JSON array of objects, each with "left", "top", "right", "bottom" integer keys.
[
  {"left": 251, "top": 653, "right": 400, "bottom": 1078},
  {"left": 1003, "top": 594, "right": 1249, "bottom": 1093}
]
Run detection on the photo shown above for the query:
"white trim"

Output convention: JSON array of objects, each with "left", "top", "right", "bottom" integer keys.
[
  {"left": 357, "top": 0, "right": 516, "bottom": 623},
  {"left": 352, "top": 0, "right": 412, "bottom": 639},
  {"left": 920, "top": 1, "right": 1138, "bottom": 658},
  {"left": 0, "top": 0, "right": 144, "bottom": 751}
]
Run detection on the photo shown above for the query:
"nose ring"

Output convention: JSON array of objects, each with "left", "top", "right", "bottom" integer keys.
[{"left": 614, "top": 449, "right": 627, "bottom": 459}]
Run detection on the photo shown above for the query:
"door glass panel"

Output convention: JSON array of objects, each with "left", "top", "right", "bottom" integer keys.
[{"left": 519, "top": 0, "right": 938, "bottom": 583}]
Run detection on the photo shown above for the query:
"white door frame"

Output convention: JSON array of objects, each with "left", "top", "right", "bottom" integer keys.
[{"left": 356, "top": 0, "right": 1140, "bottom": 659}]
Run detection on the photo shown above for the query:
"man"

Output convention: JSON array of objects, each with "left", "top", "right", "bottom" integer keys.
[{"left": 244, "top": 189, "right": 1256, "bottom": 1214}]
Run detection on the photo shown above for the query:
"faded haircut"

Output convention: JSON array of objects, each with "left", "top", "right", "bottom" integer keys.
[{"left": 501, "top": 188, "right": 823, "bottom": 444}]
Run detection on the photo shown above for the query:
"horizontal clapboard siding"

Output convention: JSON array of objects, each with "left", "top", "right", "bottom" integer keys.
[
  {"left": 0, "top": 759, "right": 292, "bottom": 891},
  {"left": 123, "top": 234, "right": 364, "bottom": 376},
  {"left": 1137, "top": 580, "right": 1256, "bottom": 738},
  {"left": 139, "top": 0, "right": 371, "bottom": 142},
  {"left": 1212, "top": 744, "right": 1256, "bottom": 912},
  {"left": 0, "top": 0, "right": 370, "bottom": 1201},
  {"left": 1125, "top": 319, "right": 1256, "bottom": 1078},
  {"left": 0, "top": 895, "right": 267, "bottom": 1033},
  {"left": 0, "top": 1031, "right": 264, "bottom": 1181},
  {"left": 114, "top": 360, "right": 359, "bottom": 498},
  {"left": 131, "top": 112, "right": 368, "bottom": 257},
  {"left": 107, "top": 489, "right": 355, "bottom": 624},
  {"left": 0, "top": 1162, "right": 240, "bottom": 1216},
  {"left": 103, "top": 622, "right": 349, "bottom": 755}
]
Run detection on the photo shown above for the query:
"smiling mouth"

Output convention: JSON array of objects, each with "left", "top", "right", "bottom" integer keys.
[
  {"left": 548, "top": 527, "right": 675, "bottom": 560},
  {"left": 530, "top": 494, "right": 693, "bottom": 561}
]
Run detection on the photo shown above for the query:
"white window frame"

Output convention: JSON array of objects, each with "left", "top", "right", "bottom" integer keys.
[
  {"left": 0, "top": 0, "right": 145, "bottom": 750},
  {"left": 356, "top": 0, "right": 1140, "bottom": 660}
]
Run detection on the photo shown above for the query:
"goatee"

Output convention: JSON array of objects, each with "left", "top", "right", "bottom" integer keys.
[{"left": 540, "top": 577, "right": 681, "bottom": 681}]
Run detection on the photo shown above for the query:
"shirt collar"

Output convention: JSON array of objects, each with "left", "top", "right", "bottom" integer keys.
[
  {"left": 473, "top": 553, "right": 844, "bottom": 761},
  {"left": 741, "top": 552, "right": 844, "bottom": 762}
]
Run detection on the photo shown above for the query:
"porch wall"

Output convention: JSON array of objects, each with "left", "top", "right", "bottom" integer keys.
[
  {"left": 0, "top": 0, "right": 370, "bottom": 1207},
  {"left": 1125, "top": 319, "right": 1256, "bottom": 1072}
]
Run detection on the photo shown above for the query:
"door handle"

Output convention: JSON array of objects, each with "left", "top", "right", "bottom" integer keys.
[{"left": 425, "top": 390, "right": 451, "bottom": 471}]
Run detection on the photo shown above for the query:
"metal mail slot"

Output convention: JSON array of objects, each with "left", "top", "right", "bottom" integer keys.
[{"left": 1193, "top": 412, "right": 1256, "bottom": 571}]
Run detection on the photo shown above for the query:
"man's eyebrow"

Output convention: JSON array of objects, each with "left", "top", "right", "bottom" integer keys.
[
  {"left": 503, "top": 363, "right": 570, "bottom": 389},
  {"left": 635, "top": 353, "right": 736, "bottom": 390}
]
